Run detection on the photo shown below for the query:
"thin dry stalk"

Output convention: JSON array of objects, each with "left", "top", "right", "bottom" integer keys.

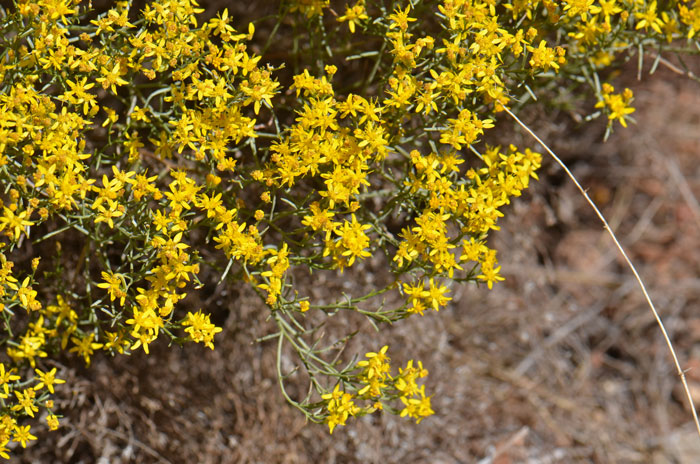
[
  {"left": 649, "top": 53, "right": 700, "bottom": 82},
  {"left": 503, "top": 106, "right": 700, "bottom": 440}
]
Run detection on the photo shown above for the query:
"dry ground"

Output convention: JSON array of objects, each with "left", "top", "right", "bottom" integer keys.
[{"left": 10, "top": 7, "right": 700, "bottom": 464}]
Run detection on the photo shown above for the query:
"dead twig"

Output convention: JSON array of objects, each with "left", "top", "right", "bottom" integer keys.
[{"left": 649, "top": 53, "right": 700, "bottom": 83}]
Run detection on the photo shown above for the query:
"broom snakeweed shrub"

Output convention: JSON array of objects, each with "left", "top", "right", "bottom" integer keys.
[{"left": 0, "top": 0, "right": 698, "bottom": 451}]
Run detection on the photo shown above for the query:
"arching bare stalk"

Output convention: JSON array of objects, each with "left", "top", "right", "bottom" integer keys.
[{"left": 504, "top": 106, "right": 700, "bottom": 439}]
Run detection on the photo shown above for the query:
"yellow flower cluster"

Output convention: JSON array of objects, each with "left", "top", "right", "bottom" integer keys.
[
  {"left": 182, "top": 311, "right": 223, "bottom": 349},
  {"left": 322, "top": 385, "right": 361, "bottom": 434},
  {"left": 0, "top": 363, "right": 64, "bottom": 458},
  {"left": 0, "top": 0, "right": 697, "bottom": 444},
  {"left": 323, "top": 346, "right": 433, "bottom": 433}
]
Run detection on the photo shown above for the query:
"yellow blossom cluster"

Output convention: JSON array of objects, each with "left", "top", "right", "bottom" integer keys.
[
  {"left": 323, "top": 346, "right": 433, "bottom": 433},
  {"left": 182, "top": 310, "right": 222, "bottom": 350},
  {"left": 596, "top": 83, "right": 636, "bottom": 128},
  {"left": 0, "top": 0, "right": 697, "bottom": 446},
  {"left": 0, "top": 363, "right": 64, "bottom": 457}
]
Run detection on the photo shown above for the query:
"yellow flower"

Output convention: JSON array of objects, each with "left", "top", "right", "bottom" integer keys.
[
  {"left": 15, "top": 277, "right": 41, "bottom": 311},
  {"left": 387, "top": 4, "right": 416, "bottom": 31},
  {"left": 12, "top": 389, "right": 38, "bottom": 417},
  {"left": 0, "top": 364, "right": 20, "bottom": 398},
  {"left": 69, "top": 333, "right": 103, "bottom": 366},
  {"left": 207, "top": 8, "right": 236, "bottom": 36},
  {"left": 635, "top": 1, "right": 663, "bottom": 34},
  {"left": 34, "top": 367, "right": 66, "bottom": 394},
  {"left": 12, "top": 424, "right": 36, "bottom": 448},
  {"left": 95, "top": 62, "right": 128, "bottom": 94},
  {"left": 426, "top": 278, "right": 452, "bottom": 311},
  {"left": 47, "top": 414, "right": 60, "bottom": 431},
  {"left": 0, "top": 208, "right": 34, "bottom": 242},
  {"left": 527, "top": 40, "right": 561, "bottom": 72},
  {"left": 96, "top": 271, "right": 127, "bottom": 306},
  {"left": 337, "top": 1, "right": 368, "bottom": 33}
]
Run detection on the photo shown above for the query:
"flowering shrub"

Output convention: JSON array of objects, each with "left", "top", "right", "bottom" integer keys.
[{"left": 0, "top": 0, "right": 698, "bottom": 452}]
